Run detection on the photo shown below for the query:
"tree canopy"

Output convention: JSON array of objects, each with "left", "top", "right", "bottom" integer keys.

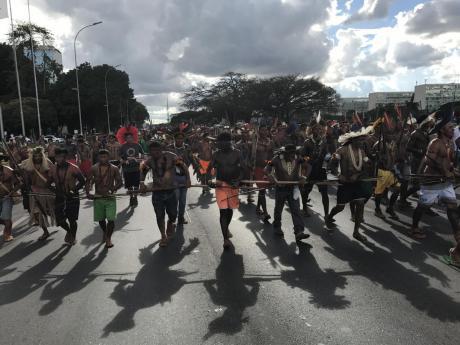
[
  {"left": 179, "top": 72, "right": 340, "bottom": 124},
  {"left": 0, "top": 23, "right": 149, "bottom": 136}
]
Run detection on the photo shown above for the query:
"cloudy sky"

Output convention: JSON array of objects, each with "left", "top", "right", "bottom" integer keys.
[{"left": 1, "top": 0, "right": 459, "bottom": 123}]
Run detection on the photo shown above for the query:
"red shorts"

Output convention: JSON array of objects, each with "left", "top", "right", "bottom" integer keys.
[
  {"left": 254, "top": 167, "right": 268, "bottom": 188},
  {"left": 79, "top": 160, "right": 92, "bottom": 177}
]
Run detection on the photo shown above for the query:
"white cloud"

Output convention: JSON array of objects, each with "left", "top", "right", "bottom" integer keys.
[{"left": 346, "top": 0, "right": 394, "bottom": 23}]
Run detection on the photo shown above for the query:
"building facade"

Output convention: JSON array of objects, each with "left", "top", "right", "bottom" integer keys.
[
  {"left": 338, "top": 97, "right": 369, "bottom": 116},
  {"left": 414, "top": 83, "right": 460, "bottom": 112},
  {"left": 368, "top": 92, "right": 413, "bottom": 110}
]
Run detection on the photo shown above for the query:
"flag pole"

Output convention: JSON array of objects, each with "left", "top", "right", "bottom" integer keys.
[
  {"left": 0, "top": 104, "right": 5, "bottom": 140},
  {"left": 8, "top": 0, "right": 25, "bottom": 137},
  {"left": 27, "top": 0, "right": 42, "bottom": 137}
]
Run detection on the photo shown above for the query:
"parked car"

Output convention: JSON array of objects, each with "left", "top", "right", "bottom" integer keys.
[{"left": 44, "top": 135, "right": 64, "bottom": 143}]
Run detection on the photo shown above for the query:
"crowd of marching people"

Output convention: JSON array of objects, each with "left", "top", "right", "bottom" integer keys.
[{"left": 1, "top": 107, "right": 460, "bottom": 267}]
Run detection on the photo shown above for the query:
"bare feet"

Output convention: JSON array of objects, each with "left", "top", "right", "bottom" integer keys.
[
  {"left": 38, "top": 232, "right": 50, "bottom": 241},
  {"left": 353, "top": 232, "right": 367, "bottom": 243},
  {"left": 223, "top": 239, "right": 233, "bottom": 249},
  {"left": 3, "top": 235, "right": 14, "bottom": 242},
  {"left": 408, "top": 227, "right": 427, "bottom": 239},
  {"left": 159, "top": 235, "right": 168, "bottom": 247}
]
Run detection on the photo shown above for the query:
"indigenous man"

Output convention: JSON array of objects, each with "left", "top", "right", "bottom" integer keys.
[
  {"left": 207, "top": 132, "right": 243, "bottom": 249},
  {"left": 48, "top": 148, "right": 85, "bottom": 245},
  {"left": 251, "top": 125, "right": 273, "bottom": 222},
  {"left": 76, "top": 135, "right": 93, "bottom": 177},
  {"left": 86, "top": 149, "right": 123, "bottom": 248},
  {"left": 194, "top": 133, "right": 213, "bottom": 194},
  {"left": 46, "top": 139, "right": 57, "bottom": 163},
  {"left": 265, "top": 144, "right": 310, "bottom": 242},
  {"left": 373, "top": 128, "right": 401, "bottom": 219},
  {"left": 0, "top": 159, "right": 21, "bottom": 242},
  {"left": 21, "top": 147, "right": 56, "bottom": 241},
  {"left": 120, "top": 132, "right": 144, "bottom": 207},
  {"left": 403, "top": 115, "right": 434, "bottom": 204},
  {"left": 140, "top": 141, "right": 184, "bottom": 247},
  {"left": 236, "top": 128, "right": 254, "bottom": 203},
  {"left": 63, "top": 134, "right": 78, "bottom": 165},
  {"left": 301, "top": 119, "right": 330, "bottom": 218},
  {"left": 168, "top": 132, "right": 192, "bottom": 225},
  {"left": 411, "top": 111, "right": 460, "bottom": 266},
  {"left": 106, "top": 134, "right": 122, "bottom": 167},
  {"left": 326, "top": 128, "right": 374, "bottom": 242}
]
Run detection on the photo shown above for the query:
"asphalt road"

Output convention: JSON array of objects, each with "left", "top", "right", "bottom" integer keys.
[{"left": 0, "top": 181, "right": 459, "bottom": 345}]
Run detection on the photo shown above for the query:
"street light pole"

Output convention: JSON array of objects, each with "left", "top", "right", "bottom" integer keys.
[
  {"left": 74, "top": 21, "right": 102, "bottom": 135},
  {"left": 27, "top": 0, "right": 42, "bottom": 137},
  {"left": 8, "top": 0, "right": 25, "bottom": 137},
  {"left": 104, "top": 64, "right": 121, "bottom": 134}
]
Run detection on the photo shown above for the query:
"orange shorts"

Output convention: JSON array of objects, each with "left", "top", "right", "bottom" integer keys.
[
  {"left": 199, "top": 159, "right": 210, "bottom": 175},
  {"left": 216, "top": 181, "right": 240, "bottom": 209}
]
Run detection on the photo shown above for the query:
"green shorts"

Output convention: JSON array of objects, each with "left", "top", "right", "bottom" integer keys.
[{"left": 94, "top": 197, "right": 117, "bottom": 222}]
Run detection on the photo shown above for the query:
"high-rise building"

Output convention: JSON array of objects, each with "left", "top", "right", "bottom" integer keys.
[
  {"left": 368, "top": 92, "right": 413, "bottom": 110},
  {"left": 414, "top": 83, "right": 460, "bottom": 112},
  {"left": 24, "top": 45, "right": 63, "bottom": 71}
]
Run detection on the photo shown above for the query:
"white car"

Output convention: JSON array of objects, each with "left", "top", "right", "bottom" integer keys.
[{"left": 44, "top": 135, "right": 64, "bottom": 143}]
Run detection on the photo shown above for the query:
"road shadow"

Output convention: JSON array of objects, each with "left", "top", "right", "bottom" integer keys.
[
  {"left": 203, "top": 250, "right": 261, "bottom": 341},
  {"left": 39, "top": 244, "right": 107, "bottom": 315},
  {"left": 187, "top": 192, "right": 214, "bottom": 210},
  {"left": 0, "top": 239, "right": 52, "bottom": 278},
  {"left": 80, "top": 225, "right": 104, "bottom": 249},
  {"left": 307, "top": 212, "right": 460, "bottom": 322},
  {"left": 239, "top": 203, "right": 350, "bottom": 310},
  {"left": 361, "top": 224, "right": 451, "bottom": 287},
  {"left": 0, "top": 245, "right": 71, "bottom": 306},
  {"left": 102, "top": 225, "right": 199, "bottom": 337}
]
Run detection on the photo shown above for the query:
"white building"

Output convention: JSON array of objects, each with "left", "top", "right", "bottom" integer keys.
[
  {"left": 338, "top": 97, "right": 368, "bottom": 115},
  {"left": 414, "top": 83, "right": 460, "bottom": 112},
  {"left": 368, "top": 92, "right": 413, "bottom": 110}
]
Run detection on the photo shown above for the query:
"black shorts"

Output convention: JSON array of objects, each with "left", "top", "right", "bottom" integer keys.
[
  {"left": 55, "top": 195, "right": 80, "bottom": 222},
  {"left": 124, "top": 171, "right": 140, "bottom": 189},
  {"left": 336, "top": 181, "right": 372, "bottom": 205},
  {"left": 305, "top": 168, "right": 328, "bottom": 193}
]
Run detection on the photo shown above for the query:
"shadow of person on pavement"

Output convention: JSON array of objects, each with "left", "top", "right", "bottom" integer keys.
[
  {"left": 38, "top": 244, "right": 107, "bottom": 315},
  {"left": 187, "top": 192, "right": 214, "bottom": 210},
  {"left": 80, "top": 225, "right": 105, "bottom": 249},
  {"left": 237, "top": 202, "right": 350, "bottom": 310},
  {"left": 307, "top": 213, "right": 460, "bottom": 322},
  {"left": 0, "top": 245, "right": 71, "bottom": 306},
  {"left": 361, "top": 224, "right": 451, "bottom": 287},
  {"left": 363, "top": 219, "right": 455, "bottom": 257},
  {"left": 102, "top": 225, "right": 199, "bottom": 337},
  {"left": 203, "top": 250, "right": 260, "bottom": 341},
  {"left": 0, "top": 239, "right": 52, "bottom": 278}
]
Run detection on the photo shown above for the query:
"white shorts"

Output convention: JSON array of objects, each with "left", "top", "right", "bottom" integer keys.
[{"left": 419, "top": 183, "right": 457, "bottom": 206}]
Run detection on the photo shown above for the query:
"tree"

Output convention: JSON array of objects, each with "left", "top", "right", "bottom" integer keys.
[
  {"left": 48, "top": 63, "right": 149, "bottom": 132},
  {"left": 181, "top": 73, "right": 339, "bottom": 124}
]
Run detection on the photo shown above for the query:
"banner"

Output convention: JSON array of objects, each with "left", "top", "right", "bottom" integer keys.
[{"left": 0, "top": 0, "right": 8, "bottom": 20}]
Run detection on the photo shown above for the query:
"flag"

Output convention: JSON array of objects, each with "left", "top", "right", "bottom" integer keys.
[
  {"left": 0, "top": 0, "right": 8, "bottom": 19},
  {"left": 395, "top": 105, "right": 403, "bottom": 122},
  {"left": 316, "top": 110, "right": 321, "bottom": 124}
]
